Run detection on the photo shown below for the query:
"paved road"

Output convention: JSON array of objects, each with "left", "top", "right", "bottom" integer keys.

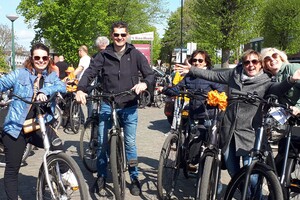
[{"left": 0, "top": 106, "right": 230, "bottom": 200}]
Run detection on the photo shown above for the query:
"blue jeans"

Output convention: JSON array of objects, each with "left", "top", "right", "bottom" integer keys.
[
  {"left": 224, "top": 138, "right": 259, "bottom": 197},
  {"left": 97, "top": 103, "right": 139, "bottom": 181}
]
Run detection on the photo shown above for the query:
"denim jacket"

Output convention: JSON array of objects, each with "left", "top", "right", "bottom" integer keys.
[{"left": 0, "top": 68, "right": 66, "bottom": 138}]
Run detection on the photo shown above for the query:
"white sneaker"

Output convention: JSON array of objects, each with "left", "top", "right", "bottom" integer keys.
[{"left": 62, "top": 169, "right": 79, "bottom": 188}]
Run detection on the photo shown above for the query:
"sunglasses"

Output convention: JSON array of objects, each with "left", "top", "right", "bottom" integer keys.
[
  {"left": 243, "top": 59, "right": 260, "bottom": 66},
  {"left": 192, "top": 58, "right": 204, "bottom": 63},
  {"left": 264, "top": 53, "right": 279, "bottom": 62},
  {"left": 33, "top": 56, "right": 49, "bottom": 62},
  {"left": 113, "top": 33, "right": 127, "bottom": 38}
]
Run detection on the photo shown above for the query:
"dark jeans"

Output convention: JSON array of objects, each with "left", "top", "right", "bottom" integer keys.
[{"left": 2, "top": 126, "right": 63, "bottom": 200}]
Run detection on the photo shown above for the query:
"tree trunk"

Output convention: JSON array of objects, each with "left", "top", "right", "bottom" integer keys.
[{"left": 221, "top": 48, "right": 230, "bottom": 68}]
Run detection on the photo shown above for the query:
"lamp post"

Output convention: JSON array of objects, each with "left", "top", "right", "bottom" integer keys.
[
  {"left": 180, "top": 0, "right": 183, "bottom": 63},
  {"left": 6, "top": 14, "right": 19, "bottom": 71}
]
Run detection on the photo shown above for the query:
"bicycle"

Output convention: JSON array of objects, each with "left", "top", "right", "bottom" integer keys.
[
  {"left": 224, "top": 90, "right": 284, "bottom": 200},
  {"left": 192, "top": 90, "right": 227, "bottom": 200},
  {"left": 157, "top": 89, "right": 190, "bottom": 200},
  {"left": 79, "top": 86, "right": 101, "bottom": 173},
  {"left": 83, "top": 89, "right": 135, "bottom": 200},
  {"left": 11, "top": 93, "right": 89, "bottom": 199},
  {"left": 59, "top": 91, "right": 84, "bottom": 134},
  {"left": 264, "top": 99, "right": 300, "bottom": 199}
]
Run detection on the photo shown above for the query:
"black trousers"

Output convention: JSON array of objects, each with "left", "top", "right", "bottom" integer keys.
[{"left": 2, "top": 126, "right": 63, "bottom": 200}]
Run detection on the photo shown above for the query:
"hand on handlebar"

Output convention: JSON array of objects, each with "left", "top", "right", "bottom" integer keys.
[
  {"left": 75, "top": 90, "right": 88, "bottom": 105},
  {"left": 36, "top": 93, "right": 48, "bottom": 102},
  {"left": 131, "top": 82, "right": 147, "bottom": 95},
  {"left": 290, "top": 106, "right": 300, "bottom": 116}
]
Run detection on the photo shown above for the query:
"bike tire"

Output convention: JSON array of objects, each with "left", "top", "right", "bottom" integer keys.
[
  {"left": 110, "top": 134, "right": 126, "bottom": 200},
  {"left": 155, "top": 94, "right": 164, "bottom": 108},
  {"left": 52, "top": 105, "right": 62, "bottom": 130},
  {"left": 224, "top": 163, "right": 283, "bottom": 200},
  {"left": 196, "top": 155, "right": 220, "bottom": 200},
  {"left": 69, "top": 100, "right": 83, "bottom": 134},
  {"left": 36, "top": 152, "right": 89, "bottom": 200},
  {"left": 138, "top": 90, "right": 151, "bottom": 109},
  {"left": 79, "top": 118, "right": 98, "bottom": 173},
  {"left": 284, "top": 157, "right": 300, "bottom": 199},
  {"left": 157, "top": 133, "right": 180, "bottom": 200}
]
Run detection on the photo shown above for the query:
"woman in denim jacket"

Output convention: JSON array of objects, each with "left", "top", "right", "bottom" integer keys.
[{"left": 1, "top": 43, "right": 66, "bottom": 200}]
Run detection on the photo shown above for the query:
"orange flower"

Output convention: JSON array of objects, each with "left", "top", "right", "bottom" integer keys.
[{"left": 207, "top": 90, "right": 228, "bottom": 111}]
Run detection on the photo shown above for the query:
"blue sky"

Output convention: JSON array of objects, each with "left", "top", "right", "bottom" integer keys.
[{"left": 0, "top": 0, "right": 181, "bottom": 50}]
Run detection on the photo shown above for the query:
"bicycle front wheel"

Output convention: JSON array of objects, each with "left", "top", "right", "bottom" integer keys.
[
  {"left": 110, "top": 134, "right": 126, "bottom": 200},
  {"left": 157, "top": 133, "right": 180, "bottom": 200},
  {"left": 80, "top": 118, "right": 98, "bottom": 173},
  {"left": 196, "top": 154, "right": 220, "bottom": 200},
  {"left": 36, "top": 152, "right": 89, "bottom": 200},
  {"left": 70, "top": 100, "right": 84, "bottom": 134},
  {"left": 225, "top": 163, "right": 283, "bottom": 200}
]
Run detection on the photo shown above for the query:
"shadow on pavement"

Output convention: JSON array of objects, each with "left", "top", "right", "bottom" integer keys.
[{"left": 148, "top": 119, "right": 170, "bottom": 134}]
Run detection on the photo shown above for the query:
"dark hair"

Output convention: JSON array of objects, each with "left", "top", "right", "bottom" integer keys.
[
  {"left": 110, "top": 21, "right": 128, "bottom": 33},
  {"left": 189, "top": 50, "right": 212, "bottom": 68},
  {"left": 24, "top": 43, "right": 52, "bottom": 73},
  {"left": 30, "top": 43, "right": 49, "bottom": 57}
]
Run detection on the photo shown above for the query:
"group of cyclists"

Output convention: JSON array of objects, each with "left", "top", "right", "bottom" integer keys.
[{"left": 2, "top": 19, "right": 300, "bottom": 200}]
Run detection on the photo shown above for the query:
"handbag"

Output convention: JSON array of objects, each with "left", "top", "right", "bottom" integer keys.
[
  {"left": 22, "top": 76, "right": 41, "bottom": 134},
  {"left": 23, "top": 118, "right": 40, "bottom": 134}
]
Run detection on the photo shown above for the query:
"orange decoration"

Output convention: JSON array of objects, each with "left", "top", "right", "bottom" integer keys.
[{"left": 207, "top": 90, "right": 228, "bottom": 111}]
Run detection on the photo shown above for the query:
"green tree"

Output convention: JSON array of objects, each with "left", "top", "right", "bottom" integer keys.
[
  {"left": 187, "top": 0, "right": 264, "bottom": 67},
  {"left": 17, "top": 0, "right": 167, "bottom": 65},
  {"left": 260, "top": 0, "right": 300, "bottom": 54},
  {"left": 0, "top": 49, "right": 10, "bottom": 72}
]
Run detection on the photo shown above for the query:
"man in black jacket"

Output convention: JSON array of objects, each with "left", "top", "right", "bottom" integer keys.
[{"left": 75, "top": 21, "right": 154, "bottom": 196}]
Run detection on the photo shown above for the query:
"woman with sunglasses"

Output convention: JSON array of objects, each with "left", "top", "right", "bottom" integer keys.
[
  {"left": 159, "top": 49, "right": 225, "bottom": 166},
  {"left": 0, "top": 43, "right": 67, "bottom": 200},
  {"left": 261, "top": 47, "right": 300, "bottom": 116},
  {"left": 174, "top": 49, "right": 300, "bottom": 189}
]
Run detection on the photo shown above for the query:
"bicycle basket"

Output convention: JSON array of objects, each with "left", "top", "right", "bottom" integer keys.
[{"left": 265, "top": 107, "right": 290, "bottom": 142}]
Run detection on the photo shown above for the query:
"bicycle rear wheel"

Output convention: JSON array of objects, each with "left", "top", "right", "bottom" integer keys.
[
  {"left": 80, "top": 118, "right": 98, "bottom": 173},
  {"left": 70, "top": 100, "right": 84, "bottom": 134},
  {"left": 110, "top": 133, "right": 126, "bottom": 200},
  {"left": 196, "top": 154, "right": 220, "bottom": 200},
  {"left": 157, "top": 133, "right": 180, "bottom": 200},
  {"left": 284, "top": 157, "right": 300, "bottom": 199},
  {"left": 36, "top": 152, "right": 89, "bottom": 200},
  {"left": 225, "top": 163, "right": 283, "bottom": 200},
  {"left": 155, "top": 93, "right": 164, "bottom": 108}
]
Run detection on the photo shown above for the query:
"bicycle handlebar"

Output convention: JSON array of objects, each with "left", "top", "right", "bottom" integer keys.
[
  {"left": 12, "top": 92, "right": 58, "bottom": 106},
  {"left": 230, "top": 89, "right": 291, "bottom": 111},
  {"left": 86, "top": 90, "right": 135, "bottom": 102}
]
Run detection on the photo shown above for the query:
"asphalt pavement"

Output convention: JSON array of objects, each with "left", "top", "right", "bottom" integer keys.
[{"left": 0, "top": 105, "right": 231, "bottom": 200}]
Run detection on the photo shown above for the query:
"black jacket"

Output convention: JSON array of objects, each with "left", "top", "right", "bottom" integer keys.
[
  {"left": 77, "top": 43, "right": 155, "bottom": 108},
  {"left": 163, "top": 73, "right": 225, "bottom": 119}
]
